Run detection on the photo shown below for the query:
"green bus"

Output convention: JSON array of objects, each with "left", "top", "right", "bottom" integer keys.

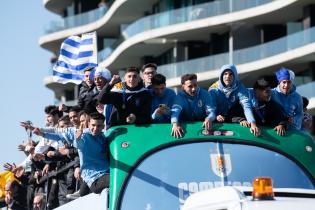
[
  {"left": 107, "top": 122, "right": 315, "bottom": 210},
  {"left": 57, "top": 122, "right": 315, "bottom": 210}
]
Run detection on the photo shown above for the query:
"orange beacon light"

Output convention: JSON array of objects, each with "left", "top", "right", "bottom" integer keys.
[{"left": 252, "top": 177, "right": 275, "bottom": 200}]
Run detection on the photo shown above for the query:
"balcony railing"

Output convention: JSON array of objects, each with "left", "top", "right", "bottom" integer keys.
[
  {"left": 158, "top": 26, "right": 315, "bottom": 79},
  {"left": 45, "top": 6, "right": 109, "bottom": 34},
  {"left": 123, "top": 0, "right": 272, "bottom": 39},
  {"left": 98, "top": 0, "right": 272, "bottom": 61}
]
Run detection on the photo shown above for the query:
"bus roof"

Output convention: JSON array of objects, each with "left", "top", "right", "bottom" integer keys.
[{"left": 106, "top": 122, "right": 315, "bottom": 210}]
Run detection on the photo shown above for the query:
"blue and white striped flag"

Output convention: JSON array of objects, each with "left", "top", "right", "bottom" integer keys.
[{"left": 53, "top": 32, "right": 97, "bottom": 84}]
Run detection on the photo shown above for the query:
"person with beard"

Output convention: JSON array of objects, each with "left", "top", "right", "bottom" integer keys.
[{"left": 97, "top": 67, "right": 151, "bottom": 127}]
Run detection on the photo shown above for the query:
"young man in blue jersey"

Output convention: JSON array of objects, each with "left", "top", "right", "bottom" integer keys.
[
  {"left": 171, "top": 74, "right": 213, "bottom": 138},
  {"left": 151, "top": 74, "right": 176, "bottom": 123},
  {"left": 29, "top": 112, "right": 109, "bottom": 196},
  {"left": 208, "top": 64, "right": 260, "bottom": 136}
]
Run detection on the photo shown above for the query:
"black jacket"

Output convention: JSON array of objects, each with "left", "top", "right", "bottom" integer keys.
[
  {"left": 97, "top": 82, "right": 152, "bottom": 126},
  {"left": 231, "top": 99, "right": 287, "bottom": 127},
  {"left": 65, "top": 82, "right": 98, "bottom": 114}
]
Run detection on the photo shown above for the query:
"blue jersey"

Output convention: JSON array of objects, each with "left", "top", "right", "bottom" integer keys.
[
  {"left": 171, "top": 87, "right": 213, "bottom": 123},
  {"left": 271, "top": 85, "right": 303, "bottom": 130},
  {"left": 43, "top": 128, "right": 109, "bottom": 187},
  {"left": 151, "top": 88, "right": 176, "bottom": 123}
]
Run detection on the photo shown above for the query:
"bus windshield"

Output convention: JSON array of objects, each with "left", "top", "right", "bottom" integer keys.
[{"left": 119, "top": 141, "right": 314, "bottom": 210}]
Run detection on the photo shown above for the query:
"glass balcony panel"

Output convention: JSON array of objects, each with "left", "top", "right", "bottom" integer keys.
[
  {"left": 157, "top": 27, "right": 315, "bottom": 80},
  {"left": 45, "top": 6, "right": 108, "bottom": 34},
  {"left": 101, "top": 0, "right": 272, "bottom": 61}
]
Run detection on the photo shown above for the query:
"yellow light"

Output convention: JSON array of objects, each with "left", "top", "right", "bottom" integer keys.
[{"left": 252, "top": 177, "right": 274, "bottom": 200}]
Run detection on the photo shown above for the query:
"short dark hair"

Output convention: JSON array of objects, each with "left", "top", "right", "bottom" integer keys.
[
  {"left": 83, "top": 66, "right": 94, "bottom": 73},
  {"left": 44, "top": 105, "right": 63, "bottom": 118},
  {"left": 302, "top": 96, "right": 309, "bottom": 109},
  {"left": 152, "top": 74, "right": 166, "bottom": 86},
  {"left": 141, "top": 63, "right": 157, "bottom": 72},
  {"left": 89, "top": 112, "right": 105, "bottom": 122},
  {"left": 58, "top": 115, "right": 70, "bottom": 124},
  {"left": 181, "top": 74, "right": 197, "bottom": 85},
  {"left": 78, "top": 110, "right": 89, "bottom": 117},
  {"left": 126, "top": 67, "right": 139, "bottom": 74},
  {"left": 69, "top": 106, "right": 81, "bottom": 114},
  {"left": 253, "top": 77, "right": 271, "bottom": 90}
]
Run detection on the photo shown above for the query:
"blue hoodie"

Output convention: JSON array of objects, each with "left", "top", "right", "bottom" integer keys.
[
  {"left": 271, "top": 85, "right": 303, "bottom": 130},
  {"left": 171, "top": 87, "right": 213, "bottom": 123},
  {"left": 209, "top": 64, "right": 255, "bottom": 123}
]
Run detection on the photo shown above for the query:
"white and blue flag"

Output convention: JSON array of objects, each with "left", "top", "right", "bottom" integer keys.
[{"left": 53, "top": 32, "right": 97, "bottom": 84}]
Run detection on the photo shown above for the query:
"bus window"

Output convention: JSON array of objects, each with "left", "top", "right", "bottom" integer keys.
[{"left": 119, "top": 141, "right": 314, "bottom": 210}]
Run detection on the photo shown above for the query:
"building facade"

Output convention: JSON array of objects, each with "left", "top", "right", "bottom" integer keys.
[{"left": 40, "top": 0, "right": 315, "bottom": 116}]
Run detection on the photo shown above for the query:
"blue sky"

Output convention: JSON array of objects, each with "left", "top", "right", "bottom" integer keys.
[{"left": 0, "top": 1, "right": 59, "bottom": 168}]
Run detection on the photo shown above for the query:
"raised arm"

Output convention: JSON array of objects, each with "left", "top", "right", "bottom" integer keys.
[{"left": 97, "top": 75, "right": 121, "bottom": 104}]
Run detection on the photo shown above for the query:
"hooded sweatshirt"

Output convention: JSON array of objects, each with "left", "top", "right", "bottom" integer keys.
[
  {"left": 209, "top": 64, "right": 255, "bottom": 123},
  {"left": 271, "top": 85, "right": 303, "bottom": 130}
]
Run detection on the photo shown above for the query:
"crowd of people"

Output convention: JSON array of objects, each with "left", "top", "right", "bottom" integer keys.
[{"left": 0, "top": 63, "right": 313, "bottom": 210}]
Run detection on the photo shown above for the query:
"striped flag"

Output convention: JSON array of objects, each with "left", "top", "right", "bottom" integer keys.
[{"left": 53, "top": 32, "right": 98, "bottom": 84}]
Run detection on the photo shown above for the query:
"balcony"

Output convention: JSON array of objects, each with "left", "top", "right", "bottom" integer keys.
[
  {"left": 158, "top": 26, "right": 315, "bottom": 83},
  {"left": 98, "top": 0, "right": 273, "bottom": 62},
  {"left": 45, "top": 6, "right": 109, "bottom": 34},
  {"left": 123, "top": 0, "right": 272, "bottom": 39}
]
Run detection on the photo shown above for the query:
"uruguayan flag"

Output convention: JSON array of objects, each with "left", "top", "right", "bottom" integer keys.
[{"left": 53, "top": 32, "right": 97, "bottom": 84}]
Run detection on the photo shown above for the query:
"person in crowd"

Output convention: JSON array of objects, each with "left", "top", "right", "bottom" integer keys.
[
  {"left": 231, "top": 77, "right": 287, "bottom": 136},
  {"left": 28, "top": 112, "right": 110, "bottom": 197},
  {"left": 68, "top": 107, "right": 81, "bottom": 128},
  {"left": 59, "top": 66, "right": 111, "bottom": 114},
  {"left": 302, "top": 96, "right": 313, "bottom": 132},
  {"left": 22, "top": 110, "right": 81, "bottom": 204},
  {"left": 92, "top": 67, "right": 113, "bottom": 129},
  {"left": 141, "top": 63, "right": 157, "bottom": 88},
  {"left": 272, "top": 67, "right": 303, "bottom": 130},
  {"left": 16, "top": 106, "right": 64, "bottom": 209},
  {"left": 65, "top": 110, "right": 91, "bottom": 200},
  {"left": 33, "top": 193, "right": 45, "bottom": 210},
  {"left": 45, "top": 105, "right": 63, "bottom": 128},
  {"left": 57, "top": 115, "right": 71, "bottom": 129},
  {"left": 4, "top": 179, "right": 27, "bottom": 210},
  {"left": 97, "top": 67, "right": 151, "bottom": 126},
  {"left": 45, "top": 114, "right": 79, "bottom": 207},
  {"left": 0, "top": 170, "right": 25, "bottom": 209},
  {"left": 151, "top": 74, "right": 176, "bottom": 123},
  {"left": 208, "top": 64, "right": 259, "bottom": 136},
  {"left": 17, "top": 105, "right": 63, "bottom": 172},
  {"left": 59, "top": 67, "right": 95, "bottom": 113},
  {"left": 171, "top": 74, "right": 213, "bottom": 138}
]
